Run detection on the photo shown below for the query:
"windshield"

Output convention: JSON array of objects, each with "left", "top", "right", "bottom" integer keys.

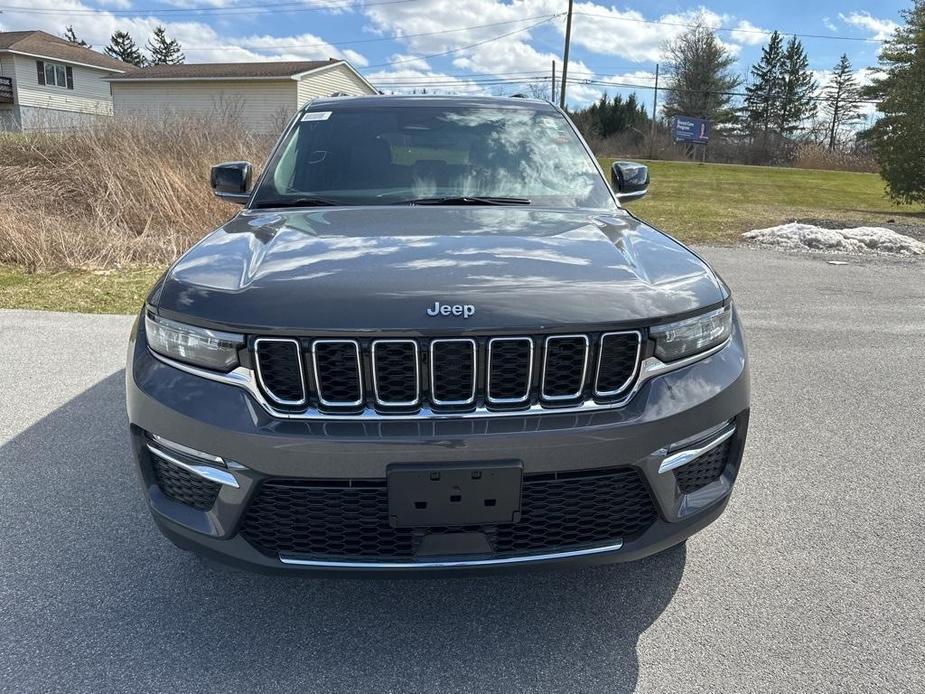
[{"left": 251, "top": 104, "right": 615, "bottom": 209}]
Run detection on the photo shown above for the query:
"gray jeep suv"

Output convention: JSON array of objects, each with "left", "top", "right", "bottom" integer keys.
[{"left": 126, "top": 95, "right": 750, "bottom": 573}]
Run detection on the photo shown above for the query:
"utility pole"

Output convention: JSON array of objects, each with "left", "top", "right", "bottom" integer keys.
[
  {"left": 551, "top": 60, "right": 556, "bottom": 103},
  {"left": 559, "top": 0, "right": 573, "bottom": 110},
  {"left": 648, "top": 63, "right": 659, "bottom": 158}
]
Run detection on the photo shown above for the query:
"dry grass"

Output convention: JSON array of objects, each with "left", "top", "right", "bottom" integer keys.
[
  {"left": 792, "top": 142, "right": 878, "bottom": 173},
  {"left": 0, "top": 116, "right": 272, "bottom": 270}
]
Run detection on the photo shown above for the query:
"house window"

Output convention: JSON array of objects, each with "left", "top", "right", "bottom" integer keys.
[{"left": 36, "top": 60, "right": 73, "bottom": 89}]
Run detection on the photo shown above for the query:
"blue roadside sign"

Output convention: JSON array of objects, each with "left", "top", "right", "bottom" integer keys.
[{"left": 673, "top": 116, "right": 711, "bottom": 145}]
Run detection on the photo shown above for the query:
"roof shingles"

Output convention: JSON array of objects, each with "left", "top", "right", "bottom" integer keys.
[
  {"left": 107, "top": 59, "right": 341, "bottom": 80},
  {"left": 0, "top": 30, "right": 131, "bottom": 72}
]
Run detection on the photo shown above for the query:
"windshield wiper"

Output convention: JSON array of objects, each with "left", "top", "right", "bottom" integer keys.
[
  {"left": 252, "top": 196, "right": 342, "bottom": 209},
  {"left": 395, "top": 196, "right": 532, "bottom": 206}
]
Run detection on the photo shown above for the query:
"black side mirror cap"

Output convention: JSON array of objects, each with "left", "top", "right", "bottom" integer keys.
[
  {"left": 611, "top": 161, "right": 649, "bottom": 202},
  {"left": 210, "top": 161, "right": 253, "bottom": 204}
]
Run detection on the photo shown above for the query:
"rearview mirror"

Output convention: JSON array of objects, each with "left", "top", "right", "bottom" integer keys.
[
  {"left": 611, "top": 161, "right": 649, "bottom": 202},
  {"left": 210, "top": 161, "right": 253, "bottom": 204}
]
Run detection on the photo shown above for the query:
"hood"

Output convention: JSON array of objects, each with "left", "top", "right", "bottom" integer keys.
[{"left": 156, "top": 207, "right": 726, "bottom": 333}]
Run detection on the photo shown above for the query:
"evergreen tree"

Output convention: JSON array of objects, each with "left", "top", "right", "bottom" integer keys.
[
  {"left": 662, "top": 19, "right": 742, "bottom": 126},
  {"left": 146, "top": 26, "right": 185, "bottom": 65},
  {"left": 823, "top": 54, "right": 863, "bottom": 150},
  {"left": 63, "top": 25, "right": 90, "bottom": 48},
  {"left": 777, "top": 36, "right": 817, "bottom": 137},
  {"left": 104, "top": 30, "right": 146, "bottom": 67},
  {"left": 569, "top": 91, "right": 649, "bottom": 141},
  {"left": 861, "top": 0, "right": 925, "bottom": 204},
  {"left": 743, "top": 31, "right": 785, "bottom": 140}
]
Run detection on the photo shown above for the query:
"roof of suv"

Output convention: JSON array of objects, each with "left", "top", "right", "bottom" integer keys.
[{"left": 305, "top": 94, "right": 557, "bottom": 111}]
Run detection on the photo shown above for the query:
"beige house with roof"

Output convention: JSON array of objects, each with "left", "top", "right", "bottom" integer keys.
[
  {"left": 107, "top": 59, "right": 378, "bottom": 133},
  {"left": 0, "top": 30, "right": 131, "bottom": 131}
]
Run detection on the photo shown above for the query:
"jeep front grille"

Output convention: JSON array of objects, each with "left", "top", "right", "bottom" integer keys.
[
  {"left": 371, "top": 339, "right": 420, "bottom": 407},
  {"left": 312, "top": 339, "right": 363, "bottom": 407},
  {"left": 252, "top": 331, "right": 642, "bottom": 417},
  {"left": 487, "top": 337, "right": 533, "bottom": 404}
]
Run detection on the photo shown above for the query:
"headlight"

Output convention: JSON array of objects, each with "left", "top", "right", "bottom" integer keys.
[
  {"left": 650, "top": 305, "right": 732, "bottom": 362},
  {"left": 145, "top": 312, "right": 243, "bottom": 372}
]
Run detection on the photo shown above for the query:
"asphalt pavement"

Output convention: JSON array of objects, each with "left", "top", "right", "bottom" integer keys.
[{"left": 1, "top": 247, "right": 924, "bottom": 693}]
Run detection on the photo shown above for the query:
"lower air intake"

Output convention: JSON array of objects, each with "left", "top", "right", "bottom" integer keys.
[
  {"left": 151, "top": 454, "right": 220, "bottom": 511},
  {"left": 674, "top": 439, "right": 732, "bottom": 493},
  {"left": 240, "top": 468, "right": 657, "bottom": 560}
]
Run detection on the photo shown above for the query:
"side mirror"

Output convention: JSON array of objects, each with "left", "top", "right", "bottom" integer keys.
[
  {"left": 210, "top": 161, "right": 253, "bottom": 204},
  {"left": 611, "top": 161, "right": 649, "bottom": 202}
]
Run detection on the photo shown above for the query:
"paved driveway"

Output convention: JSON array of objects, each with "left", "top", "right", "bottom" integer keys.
[{"left": 1, "top": 247, "right": 923, "bottom": 693}]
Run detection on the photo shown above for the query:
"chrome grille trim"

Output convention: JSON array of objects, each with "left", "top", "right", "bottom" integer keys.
[
  {"left": 429, "top": 338, "right": 477, "bottom": 407},
  {"left": 253, "top": 337, "right": 307, "bottom": 406},
  {"left": 279, "top": 540, "right": 624, "bottom": 568},
  {"left": 311, "top": 339, "right": 364, "bottom": 408},
  {"left": 593, "top": 330, "right": 643, "bottom": 398},
  {"left": 486, "top": 337, "right": 534, "bottom": 405},
  {"left": 541, "top": 334, "right": 590, "bottom": 402},
  {"left": 371, "top": 339, "right": 420, "bottom": 408},
  {"left": 150, "top": 337, "right": 730, "bottom": 421}
]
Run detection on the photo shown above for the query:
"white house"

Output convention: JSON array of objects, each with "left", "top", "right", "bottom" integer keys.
[
  {"left": 107, "top": 59, "right": 378, "bottom": 132},
  {"left": 0, "top": 30, "right": 131, "bottom": 131}
]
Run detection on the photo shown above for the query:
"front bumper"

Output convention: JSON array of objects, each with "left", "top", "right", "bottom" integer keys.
[{"left": 126, "top": 315, "right": 750, "bottom": 574}]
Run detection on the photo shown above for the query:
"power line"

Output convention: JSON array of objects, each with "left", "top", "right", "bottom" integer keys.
[
  {"left": 572, "top": 11, "right": 883, "bottom": 44},
  {"left": 0, "top": 0, "right": 419, "bottom": 16},
  {"left": 575, "top": 77, "right": 883, "bottom": 104},
  {"left": 373, "top": 72, "right": 882, "bottom": 106},
  {"left": 362, "top": 14, "right": 563, "bottom": 69},
  {"left": 180, "top": 14, "right": 559, "bottom": 51},
  {"left": 375, "top": 70, "right": 549, "bottom": 83}
]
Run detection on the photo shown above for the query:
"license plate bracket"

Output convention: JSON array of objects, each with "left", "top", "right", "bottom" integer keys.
[{"left": 387, "top": 462, "right": 523, "bottom": 528}]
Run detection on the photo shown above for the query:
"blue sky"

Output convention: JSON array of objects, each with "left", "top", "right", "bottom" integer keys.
[{"left": 0, "top": 0, "right": 909, "bottom": 113}]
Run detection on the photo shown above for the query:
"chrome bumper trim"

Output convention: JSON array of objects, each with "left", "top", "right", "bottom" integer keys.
[
  {"left": 658, "top": 425, "right": 737, "bottom": 474},
  {"left": 146, "top": 443, "right": 240, "bottom": 489},
  {"left": 149, "top": 433, "right": 225, "bottom": 466},
  {"left": 148, "top": 337, "right": 731, "bottom": 422},
  {"left": 278, "top": 540, "right": 624, "bottom": 569}
]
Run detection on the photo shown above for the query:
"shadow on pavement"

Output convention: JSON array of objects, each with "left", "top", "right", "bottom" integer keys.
[{"left": 1, "top": 372, "right": 685, "bottom": 694}]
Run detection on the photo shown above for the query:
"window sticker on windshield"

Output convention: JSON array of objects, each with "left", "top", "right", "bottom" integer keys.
[{"left": 301, "top": 111, "right": 332, "bottom": 121}]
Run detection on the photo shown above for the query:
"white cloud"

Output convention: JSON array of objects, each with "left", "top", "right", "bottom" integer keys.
[
  {"left": 0, "top": 0, "right": 369, "bottom": 65},
  {"left": 367, "top": 55, "right": 484, "bottom": 95},
  {"left": 0, "top": 0, "right": 819, "bottom": 109},
  {"left": 822, "top": 16, "right": 838, "bottom": 33},
  {"left": 838, "top": 11, "right": 898, "bottom": 41},
  {"left": 359, "top": 0, "right": 748, "bottom": 105},
  {"left": 730, "top": 20, "right": 769, "bottom": 46},
  {"left": 562, "top": 5, "right": 736, "bottom": 62}
]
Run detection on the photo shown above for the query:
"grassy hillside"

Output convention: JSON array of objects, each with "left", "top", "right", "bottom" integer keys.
[{"left": 600, "top": 159, "right": 925, "bottom": 245}]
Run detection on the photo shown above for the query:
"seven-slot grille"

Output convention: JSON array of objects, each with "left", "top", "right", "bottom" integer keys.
[{"left": 252, "top": 331, "right": 642, "bottom": 415}]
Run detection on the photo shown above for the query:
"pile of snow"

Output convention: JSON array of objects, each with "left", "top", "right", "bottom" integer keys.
[{"left": 743, "top": 223, "right": 925, "bottom": 256}]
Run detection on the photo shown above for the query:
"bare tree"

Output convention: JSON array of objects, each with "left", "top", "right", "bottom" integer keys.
[
  {"left": 525, "top": 81, "right": 552, "bottom": 101},
  {"left": 662, "top": 19, "right": 742, "bottom": 126}
]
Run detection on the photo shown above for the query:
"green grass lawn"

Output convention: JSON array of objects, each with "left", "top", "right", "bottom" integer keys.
[
  {"left": 2, "top": 161, "right": 923, "bottom": 314},
  {"left": 599, "top": 159, "right": 925, "bottom": 244},
  {"left": 0, "top": 265, "right": 162, "bottom": 314}
]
